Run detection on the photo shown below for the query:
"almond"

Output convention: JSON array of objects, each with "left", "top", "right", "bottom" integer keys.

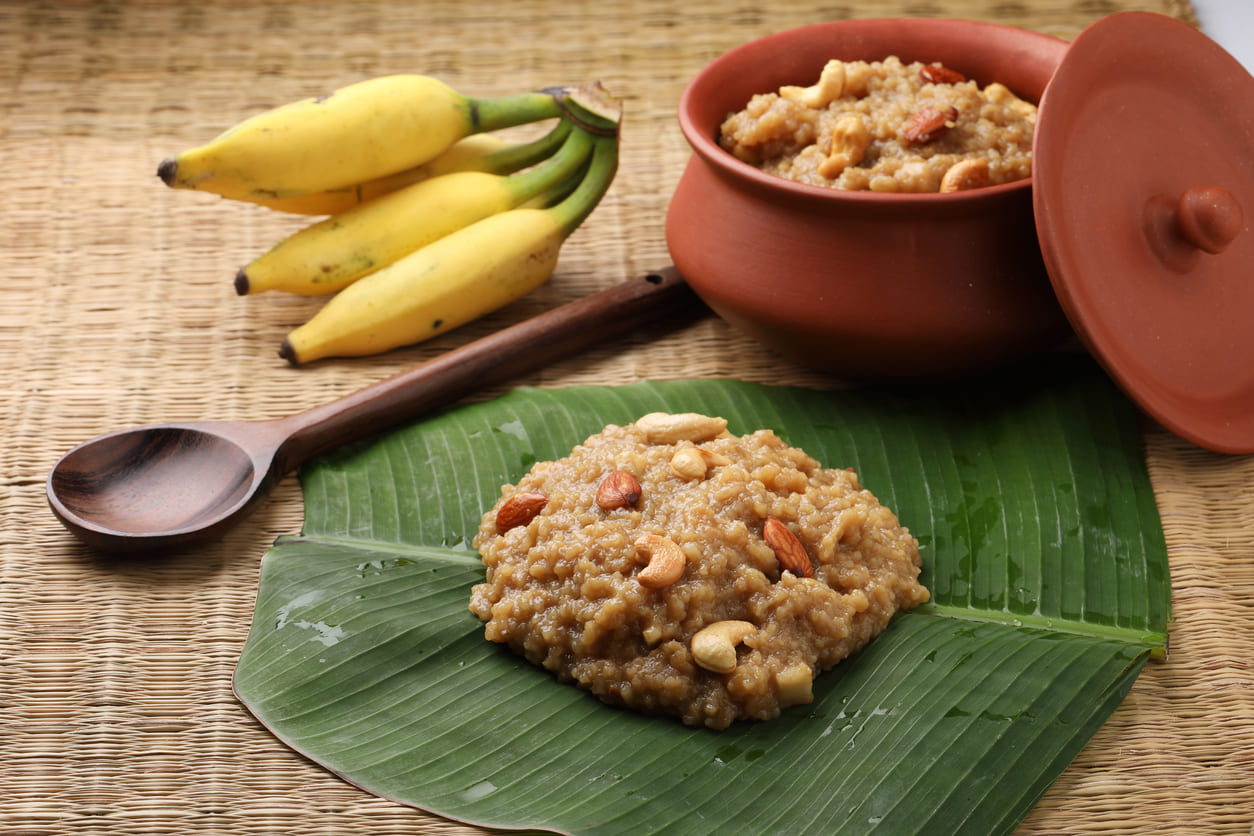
[
  {"left": 902, "top": 105, "right": 958, "bottom": 143},
  {"left": 764, "top": 517, "right": 814, "bottom": 578},
  {"left": 495, "top": 491, "right": 548, "bottom": 533},
  {"left": 919, "top": 64, "right": 967, "bottom": 85},
  {"left": 596, "top": 470, "right": 642, "bottom": 510}
]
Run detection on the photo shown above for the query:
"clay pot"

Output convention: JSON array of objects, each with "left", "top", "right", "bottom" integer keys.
[{"left": 666, "top": 18, "right": 1073, "bottom": 380}]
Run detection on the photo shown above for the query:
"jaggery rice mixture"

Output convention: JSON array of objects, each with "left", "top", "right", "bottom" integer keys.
[
  {"left": 470, "top": 412, "right": 930, "bottom": 729},
  {"left": 719, "top": 56, "right": 1037, "bottom": 193}
]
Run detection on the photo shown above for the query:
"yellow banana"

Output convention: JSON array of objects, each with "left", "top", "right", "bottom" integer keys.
[
  {"left": 239, "top": 134, "right": 509, "bottom": 216},
  {"left": 157, "top": 75, "right": 565, "bottom": 201},
  {"left": 279, "top": 208, "right": 566, "bottom": 363},
  {"left": 280, "top": 135, "right": 619, "bottom": 364},
  {"left": 239, "top": 119, "right": 574, "bottom": 215},
  {"left": 236, "top": 125, "right": 595, "bottom": 296}
]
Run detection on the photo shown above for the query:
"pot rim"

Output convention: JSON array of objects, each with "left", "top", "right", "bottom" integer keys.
[{"left": 676, "top": 16, "right": 1067, "bottom": 207}]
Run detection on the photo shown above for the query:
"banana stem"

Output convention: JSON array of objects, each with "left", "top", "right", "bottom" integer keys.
[
  {"left": 476, "top": 118, "right": 572, "bottom": 176},
  {"left": 548, "top": 134, "right": 619, "bottom": 237},
  {"left": 558, "top": 83, "right": 624, "bottom": 137},
  {"left": 505, "top": 125, "right": 595, "bottom": 205},
  {"left": 468, "top": 90, "right": 565, "bottom": 134},
  {"left": 524, "top": 156, "right": 591, "bottom": 209}
]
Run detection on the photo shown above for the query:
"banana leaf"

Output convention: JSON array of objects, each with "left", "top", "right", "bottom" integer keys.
[{"left": 234, "top": 356, "right": 1169, "bottom": 835}]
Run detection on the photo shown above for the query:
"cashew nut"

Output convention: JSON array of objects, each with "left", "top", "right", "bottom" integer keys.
[
  {"left": 636, "top": 412, "right": 727, "bottom": 445},
  {"left": 691, "top": 620, "right": 757, "bottom": 674},
  {"left": 670, "top": 447, "right": 708, "bottom": 480},
  {"left": 939, "top": 158, "right": 991, "bottom": 193},
  {"left": 818, "top": 113, "right": 870, "bottom": 179},
  {"left": 634, "top": 534, "right": 686, "bottom": 589},
  {"left": 780, "top": 59, "right": 846, "bottom": 109},
  {"left": 701, "top": 449, "right": 732, "bottom": 467},
  {"left": 671, "top": 446, "right": 733, "bottom": 480},
  {"left": 983, "top": 82, "right": 1036, "bottom": 119},
  {"left": 774, "top": 662, "right": 815, "bottom": 707}
]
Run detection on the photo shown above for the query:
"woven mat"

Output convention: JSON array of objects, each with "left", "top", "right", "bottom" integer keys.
[{"left": 4, "top": 1, "right": 1250, "bottom": 834}]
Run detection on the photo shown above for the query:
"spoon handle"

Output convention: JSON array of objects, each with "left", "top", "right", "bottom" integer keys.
[{"left": 274, "top": 266, "right": 702, "bottom": 471}]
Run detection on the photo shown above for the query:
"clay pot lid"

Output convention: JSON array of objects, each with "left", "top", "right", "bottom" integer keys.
[{"left": 1033, "top": 11, "right": 1254, "bottom": 454}]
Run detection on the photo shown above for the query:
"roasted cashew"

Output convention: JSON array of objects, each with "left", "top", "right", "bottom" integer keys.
[
  {"left": 780, "top": 59, "right": 846, "bottom": 109},
  {"left": 690, "top": 620, "right": 757, "bottom": 674},
  {"left": 634, "top": 534, "right": 687, "bottom": 589},
  {"left": 700, "top": 449, "right": 732, "bottom": 467},
  {"left": 670, "top": 447, "right": 708, "bottom": 480},
  {"left": 774, "top": 662, "right": 815, "bottom": 707},
  {"left": 636, "top": 412, "right": 727, "bottom": 445},
  {"left": 671, "top": 446, "right": 733, "bottom": 480},
  {"left": 818, "top": 113, "right": 870, "bottom": 179},
  {"left": 983, "top": 82, "right": 1037, "bottom": 119},
  {"left": 939, "top": 158, "right": 991, "bottom": 193}
]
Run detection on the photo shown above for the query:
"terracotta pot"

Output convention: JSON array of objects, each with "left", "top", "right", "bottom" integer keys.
[{"left": 666, "top": 18, "right": 1073, "bottom": 380}]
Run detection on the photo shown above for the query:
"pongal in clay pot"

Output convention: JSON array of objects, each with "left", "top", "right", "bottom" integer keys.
[{"left": 666, "top": 18, "right": 1072, "bottom": 380}]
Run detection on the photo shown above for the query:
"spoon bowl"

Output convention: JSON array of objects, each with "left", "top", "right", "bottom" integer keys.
[
  {"left": 48, "top": 268, "right": 700, "bottom": 554},
  {"left": 49, "top": 423, "right": 278, "bottom": 550}
]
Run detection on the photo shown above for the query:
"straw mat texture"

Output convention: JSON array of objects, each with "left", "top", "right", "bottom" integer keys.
[{"left": 4, "top": 1, "right": 1250, "bottom": 834}]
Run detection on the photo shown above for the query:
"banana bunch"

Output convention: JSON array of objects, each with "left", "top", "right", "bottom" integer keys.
[
  {"left": 240, "top": 123, "right": 571, "bottom": 216},
  {"left": 159, "top": 75, "right": 623, "bottom": 364}
]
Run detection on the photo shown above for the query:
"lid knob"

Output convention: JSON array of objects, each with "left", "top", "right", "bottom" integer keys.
[
  {"left": 1142, "top": 185, "right": 1244, "bottom": 272},
  {"left": 1177, "top": 185, "right": 1243, "bottom": 255}
]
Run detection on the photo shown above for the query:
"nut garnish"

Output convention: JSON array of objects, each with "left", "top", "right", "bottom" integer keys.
[
  {"left": 764, "top": 517, "right": 814, "bottom": 578},
  {"left": 670, "top": 448, "right": 709, "bottom": 480},
  {"left": 780, "top": 59, "right": 846, "bottom": 109},
  {"left": 818, "top": 113, "right": 871, "bottom": 179},
  {"left": 495, "top": 492, "right": 548, "bottom": 533},
  {"left": 774, "top": 662, "right": 815, "bottom": 706},
  {"left": 636, "top": 412, "right": 728, "bottom": 445},
  {"left": 919, "top": 64, "right": 967, "bottom": 85},
  {"left": 982, "top": 82, "right": 1036, "bottom": 118},
  {"left": 691, "top": 620, "right": 757, "bottom": 674},
  {"left": 902, "top": 105, "right": 958, "bottom": 143},
  {"left": 939, "top": 158, "right": 991, "bottom": 193},
  {"left": 634, "top": 534, "right": 687, "bottom": 589},
  {"left": 596, "top": 470, "right": 642, "bottom": 510},
  {"left": 670, "top": 447, "right": 733, "bottom": 480},
  {"left": 701, "top": 449, "right": 732, "bottom": 468}
]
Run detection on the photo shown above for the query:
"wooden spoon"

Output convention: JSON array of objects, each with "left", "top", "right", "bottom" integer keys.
[{"left": 47, "top": 267, "right": 701, "bottom": 554}]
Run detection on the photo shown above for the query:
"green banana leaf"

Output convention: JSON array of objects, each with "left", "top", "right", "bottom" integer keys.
[{"left": 234, "top": 356, "right": 1170, "bottom": 835}]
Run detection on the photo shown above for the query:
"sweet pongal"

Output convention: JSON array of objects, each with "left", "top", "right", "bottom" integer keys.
[
  {"left": 470, "top": 412, "right": 929, "bottom": 729},
  {"left": 719, "top": 56, "right": 1037, "bottom": 192}
]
